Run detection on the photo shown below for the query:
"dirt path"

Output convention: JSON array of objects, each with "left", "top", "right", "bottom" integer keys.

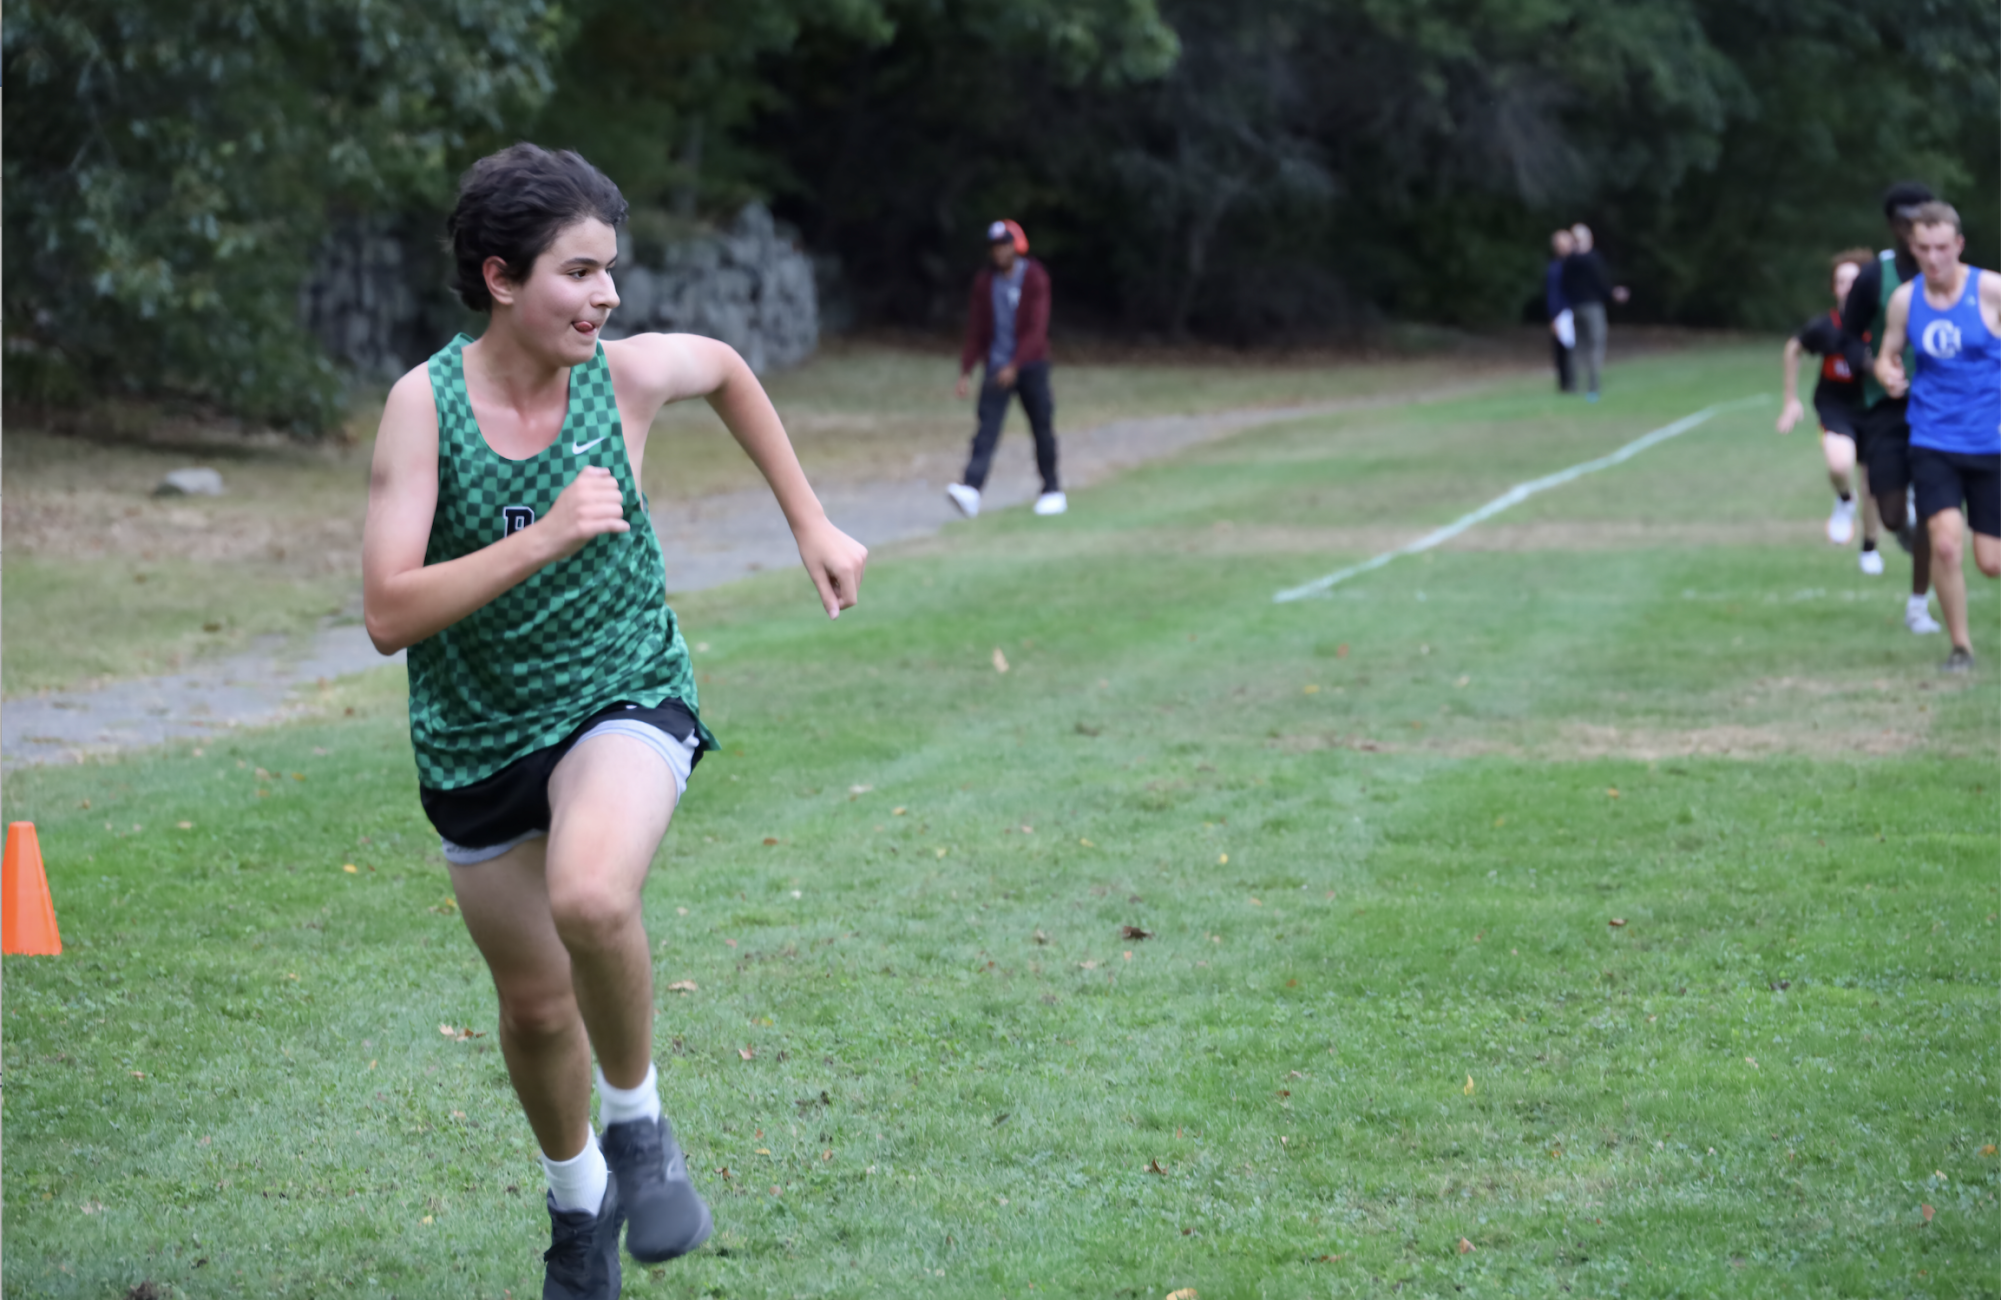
[{"left": 2, "top": 379, "right": 1502, "bottom": 767}]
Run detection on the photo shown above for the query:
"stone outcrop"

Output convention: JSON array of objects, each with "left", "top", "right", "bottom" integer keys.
[
  {"left": 604, "top": 205, "right": 818, "bottom": 373},
  {"left": 300, "top": 205, "right": 818, "bottom": 380}
]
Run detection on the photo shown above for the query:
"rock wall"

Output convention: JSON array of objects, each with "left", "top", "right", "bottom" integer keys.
[
  {"left": 604, "top": 205, "right": 818, "bottom": 372},
  {"left": 298, "top": 216, "right": 436, "bottom": 380},
  {"left": 300, "top": 205, "right": 818, "bottom": 380}
]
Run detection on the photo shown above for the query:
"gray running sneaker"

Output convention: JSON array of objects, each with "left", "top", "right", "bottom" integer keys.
[
  {"left": 1943, "top": 646, "right": 1975, "bottom": 674},
  {"left": 542, "top": 1179, "right": 623, "bottom": 1300},
  {"left": 602, "top": 1115, "right": 713, "bottom": 1262}
]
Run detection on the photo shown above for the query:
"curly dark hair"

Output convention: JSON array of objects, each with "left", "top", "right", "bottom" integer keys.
[{"left": 446, "top": 143, "right": 628, "bottom": 312}]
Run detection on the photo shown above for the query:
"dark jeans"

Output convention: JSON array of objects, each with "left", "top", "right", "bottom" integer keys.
[
  {"left": 1551, "top": 334, "right": 1574, "bottom": 392},
  {"left": 963, "top": 360, "right": 1059, "bottom": 492}
]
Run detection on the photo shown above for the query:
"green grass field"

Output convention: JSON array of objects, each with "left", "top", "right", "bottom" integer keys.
[{"left": 6, "top": 344, "right": 1997, "bottom": 1299}]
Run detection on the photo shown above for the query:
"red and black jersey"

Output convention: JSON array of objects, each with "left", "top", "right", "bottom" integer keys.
[{"left": 1797, "top": 310, "right": 1864, "bottom": 391}]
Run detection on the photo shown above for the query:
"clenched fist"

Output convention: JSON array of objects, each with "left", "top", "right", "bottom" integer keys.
[
  {"left": 795, "top": 517, "right": 869, "bottom": 619},
  {"left": 538, "top": 466, "right": 631, "bottom": 559}
]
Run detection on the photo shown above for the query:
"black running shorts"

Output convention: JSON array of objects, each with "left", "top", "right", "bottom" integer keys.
[
  {"left": 1911, "top": 446, "right": 2001, "bottom": 537},
  {"left": 419, "top": 699, "right": 704, "bottom": 856},
  {"left": 1812, "top": 387, "right": 1862, "bottom": 440},
  {"left": 1856, "top": 400, "right": 1913, "bottom": 499}
]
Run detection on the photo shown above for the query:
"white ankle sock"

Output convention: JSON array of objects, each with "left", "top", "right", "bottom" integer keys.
[
  {"left": 540, "top": 1132, "right": 608, "bottom": 1215},
  {"left": 1908, "top": 593, "right": 1930, "bottom": 612},
  {"left": 596, "top": 1061, "right": 663, "bottom": 1128}
]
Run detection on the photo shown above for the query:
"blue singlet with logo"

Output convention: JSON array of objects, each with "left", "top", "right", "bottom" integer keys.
[{"left": 1908, "top": 267, "right": 2001, "bottom": 455}]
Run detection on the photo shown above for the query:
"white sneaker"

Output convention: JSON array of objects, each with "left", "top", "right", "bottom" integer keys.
[
  {"left": 1033, "top": 491, "right": 1068, "bottom": 516},
  {"left": 945, "top": 483, "right": 981, "bottom": 518},
  {"left": 1827, "top": 497, "right": 1856, "bottom": 545},
  {"left": 1858, "top": 548, "right": 1885, "bottom": 576},
  {"left": 1906, "top": 597, "right": 1942, "bottom": 635}
]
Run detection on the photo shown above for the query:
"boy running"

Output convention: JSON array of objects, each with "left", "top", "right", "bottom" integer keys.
[
  {"left": 1840, "top": 182, "right": 1942, "bottom": 634},
  {"left": 362, "top": 145, "right": 867, "bottom": 1298},
  {"left": 1778, "top": 248, "right": 1883, "bottom": 571},
  {"left": 1874, "top": 200, "right": 2001, "bottom": 672}
]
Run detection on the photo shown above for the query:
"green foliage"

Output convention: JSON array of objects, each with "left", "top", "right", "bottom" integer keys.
[
  {"left": 7, "top": 0, "right": 1995, "bottom": 426},
  {"left": 757, "top": 0, "right": 1998, "bottom": 334},
  {"left": 3, "top": 0, "right": 564, "bottom": 431}
]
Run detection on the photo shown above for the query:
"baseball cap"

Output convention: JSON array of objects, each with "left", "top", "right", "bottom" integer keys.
[{"left": 987, "top": 219, "right": 1028, "bottom": 254}]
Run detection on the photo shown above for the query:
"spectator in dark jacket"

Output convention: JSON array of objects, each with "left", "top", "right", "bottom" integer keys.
[
  {"left": 1560, "top": 224, "right": 1629, "bottom": 401},
  {"left": 1546, "top": 228, "right": 1576, "bottom": 392},
  {"left": 947, "top": 220, "right": 1064, "bottom": 517}
]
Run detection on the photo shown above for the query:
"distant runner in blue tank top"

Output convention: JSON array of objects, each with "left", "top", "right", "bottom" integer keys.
[{"left": 1875, "top": 199, "right": 2001, "bottom": 673}]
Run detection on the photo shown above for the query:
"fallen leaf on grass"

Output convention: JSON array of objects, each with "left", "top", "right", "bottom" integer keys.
[
  {"left": 1609, "top": 918, "right": 1627, "bottom": 928},
  {"left": 892, "top": 807, "right": 907, "bottom": 816},
  {"left": 1122, "top": 925, "right": 1154, "bottom": 940},
  {"left": 849, "top": 784, "right": 873, "bottom": 795},
  {"left": 666, "top": 980, "right": 698, "bottom": 994},
  {"left": 738, "top": 1047, "right": 756, "bottom": 1061},
  {"left": 1458, "top": 1238, "right": 1475, "bottom": 1254},
  {"left": 755, "top": 1147, "right": 772, "bottom": 1155},
  {"left": 823, "top": 1149, "right": 833, "bottom": 1161},
  {"left": 1032, "top": 929, "right": 1049, "bottom": 944},
  {"left": 1147, "top": 1159, "right": 1168, "bottom": 1175},
  {"left": 763, "top": 837, "right": 779, "bottom": 846},
  {"left": 1921, "top": 1204, "right": 1935, "bottom": 1223},
  {"left": 343, "top": 864, "right": 358, "bottom": 874},
  {"left": 1075, "top": 722, "right": 1102, "bottom": 737},
  {"left": 1079, "top": 837, "right": 1096, "bottom": 847},
  {"left": 1165, "top": 1290, "right": 1198, "bottom": 1300},
  {"left": 1302, "top": 684, "right": 1320, "bottom": 695},
  {"left": 439, "top": 1024, "right": 485, "bottom": 1041},
  {"left": 177, "top": 821, "right": 194, "bottom": 830},
  {"left": 1606, "top": 787, "right": 1620, "bottom": 799},
  {"left": 1336, "top": 644, "right": 1349, "bottom": 658},
  {"left": 992, "top": 648, "right": 1010, "bottom": 673},
  {"left": 714, "top": 1167, "right": 732, "bottom": 1180},
  {"left": 1463, "top": 1075, "right": 1475, "bottom": 1096},
  {"left": 131, "top": 1071, "right": 147, "bottom": 1080},
  {"left": 1219, "top": 853, "right": 1229, "bottom": 865},
  {"left": 1077, "top": 960, "right": 1099, "bottom": 971},
  {"left": 1315, "top": 1254, "right": 1343, "bottom": 1262},
  {"left": 1980, "top": 1144, "right": 1997, "bottom": 1157}
]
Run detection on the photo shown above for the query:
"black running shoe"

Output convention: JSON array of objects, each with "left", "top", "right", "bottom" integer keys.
[
  {"left": 542, "top": 1179, "right": 623, "bottom": 1300},
  {"left": 1943, "top": 646, "right": 1975, "bottom": 674},
  {"left": 601, "top": 1115, "right": 713, "bottom": 1262}
]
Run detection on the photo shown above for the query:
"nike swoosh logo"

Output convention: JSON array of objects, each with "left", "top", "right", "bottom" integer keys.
[{"left": 571, "top": 436, "right": 608, "bottom": 455}]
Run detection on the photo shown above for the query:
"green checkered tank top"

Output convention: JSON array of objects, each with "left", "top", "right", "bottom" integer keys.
[{"left": 406, "top": 333, "right": 711, "bottom": 790}]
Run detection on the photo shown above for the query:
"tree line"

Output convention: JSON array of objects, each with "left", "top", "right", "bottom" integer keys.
[{"left": 8, "top": 0, "right": 1995, "bottom": 432}]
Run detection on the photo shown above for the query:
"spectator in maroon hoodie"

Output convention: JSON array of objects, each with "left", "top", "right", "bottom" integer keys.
[{"left": 947, "top": 219, "right": 1065, "bottom": 517}]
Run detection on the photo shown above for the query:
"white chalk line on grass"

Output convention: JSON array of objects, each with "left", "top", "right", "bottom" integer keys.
[{"left": 1271, "top": 394, "right": 1771, "bottom": 604}]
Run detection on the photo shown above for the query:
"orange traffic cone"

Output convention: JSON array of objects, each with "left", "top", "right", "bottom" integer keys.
[{"left": 4, "top": 822, "right": 62, "bottom": 955}]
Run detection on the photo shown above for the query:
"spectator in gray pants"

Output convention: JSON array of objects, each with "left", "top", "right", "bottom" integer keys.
[{"left": 1560, "top": 224, "right": 1629, "bottom": 401}]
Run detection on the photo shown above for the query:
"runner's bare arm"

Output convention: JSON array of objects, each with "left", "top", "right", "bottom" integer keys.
[
  {"left": 1777, "top": 336, "right": 1806, "bottom": 434},
  {"left": 362, "top": 366, "right": 630, "bottom": 654},
  {"left": 1873, "top": 283, "right": 1913, "bottom": 399},
  {"left": 1981, "top": 269, "right": 2001, "bottom": 336},
  {"left": 607, "top": 333, "right": 867, "bottom": 619}
]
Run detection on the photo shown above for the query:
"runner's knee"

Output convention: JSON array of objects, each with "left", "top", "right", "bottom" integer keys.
[
  {"left": 1929, "top": 521, "right": 1965, "bottom": 568},
  {"left": 548, "top": 879, "right": 638, "bottom": 952},
  {"left": 495, "top": 982, "right": 579, "bottom": 1042}
]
